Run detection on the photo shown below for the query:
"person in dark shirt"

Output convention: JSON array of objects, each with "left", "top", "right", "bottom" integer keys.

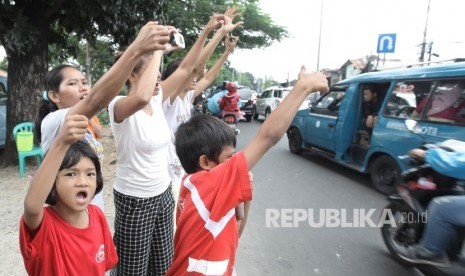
[{"left": 361, "top": 84, "right": 381, "bottom": 133}]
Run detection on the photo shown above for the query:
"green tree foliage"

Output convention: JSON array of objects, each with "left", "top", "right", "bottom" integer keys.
[
  {"left": 0, "top": 57, "right": 6, "bottom": 72},
  {"left": 162, "top": 0, "right": 286, "bottom": 89},
  {"left": 0, "top": 0, "right": 169, "bottom": 165},
  {"left": 163, "top": 0, "right": 287, "bottom": 51},
  {"left": 0, "top": 0, "right": 285, "bottom": 166}
]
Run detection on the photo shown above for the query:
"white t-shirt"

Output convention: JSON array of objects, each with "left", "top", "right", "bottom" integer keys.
[
  {"left": 41, "top": 108, "right": 105, "bottom": 210},
  {"left": 162, "top": 90, "right": 195, "bottom": 187},
  {"left": 108, "top": 93, "right": 171, "bottom": 198}
]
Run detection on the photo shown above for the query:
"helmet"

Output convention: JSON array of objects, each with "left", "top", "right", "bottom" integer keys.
[{"left": 226, "top": 82, "right": 238, "bottom": 92}]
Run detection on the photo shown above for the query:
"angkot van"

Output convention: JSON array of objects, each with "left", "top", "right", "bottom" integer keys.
[{"left": 287, "top": 61, "right": 465, "bottom": 194}]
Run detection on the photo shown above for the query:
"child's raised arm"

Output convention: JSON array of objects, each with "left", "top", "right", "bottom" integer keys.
[
  {"left": 112, "top": 49, "right": 165, "bottom": 123},
  {"left": 23, "top": 114, "right": 88, "bottom": 232},
  {"left": 243, "top": 66, "right": 329, "bottom": 169},
  {"left": 161, "top": 13, "right": 227, "bottom": 103},
  {"left": 69, "top": 21, "right": 170, "bottom": 119}
]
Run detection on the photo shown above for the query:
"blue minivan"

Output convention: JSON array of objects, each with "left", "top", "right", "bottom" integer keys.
[{"left": 287, "top": 62, "right": 465, "bottom": 194}]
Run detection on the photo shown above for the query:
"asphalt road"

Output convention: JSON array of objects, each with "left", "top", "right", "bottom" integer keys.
[{"left": 233, "top": 119, "right": 422, "bottom": 276}]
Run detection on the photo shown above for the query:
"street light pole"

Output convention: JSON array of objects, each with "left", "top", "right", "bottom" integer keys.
[
  {"left": 419, "top": 0, "right": 431, "bottom": 63},
  {"left": 316, "top": 0, "right": 324, "bottom": 71}
]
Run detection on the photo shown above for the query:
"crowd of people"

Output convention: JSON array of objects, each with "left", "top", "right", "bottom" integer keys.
[
  {"left": 16, "top": 4, "right": 465, "bottom": 275},
  {"left": 18, "top": 6, "right": 330, "bottom": 276}
]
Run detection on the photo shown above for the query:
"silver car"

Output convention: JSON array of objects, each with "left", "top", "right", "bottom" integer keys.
[{"left": 253, "top": 86, "right": 292, "bottom": 120}]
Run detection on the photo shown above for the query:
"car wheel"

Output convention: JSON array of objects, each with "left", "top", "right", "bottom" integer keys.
[
  {"left": 264, "top": 108, "right": 271, "bottom": 119},
  {"left": 245, "top": 114, "right": 252, "bottom": 122},
  {"left": 253, "top": 107, "right": 258, "bottom": 120},
  {"left": 288, "top": 127, "right": 303, "bottom": 154},
  {"left": 370, "top": 155, "right": 400, "bottom": 195}
]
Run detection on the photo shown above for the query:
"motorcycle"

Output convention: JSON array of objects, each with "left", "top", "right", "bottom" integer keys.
[
  {"left": 381, "top": 121, "right": 465, "bottom": 275},
  {"left": 222, "top": 112, "right": 240, "bottom": 135}
]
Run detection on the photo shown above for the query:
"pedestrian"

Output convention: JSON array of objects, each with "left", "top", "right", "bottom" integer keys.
[
  {"left": 166, "top": 66, "right": 329, "bottom": 275},
  {"left": 35, "top": 21, "right": 170, "bottom": 211},
  {"left": 20, "top": 114, "right": 118, "bottom": 275},
  {"left": 106, "top": 21, "right": 196, "bottom": 275},
  {"left": 161, "top": 7, "right": 242, "bottom": 227}
]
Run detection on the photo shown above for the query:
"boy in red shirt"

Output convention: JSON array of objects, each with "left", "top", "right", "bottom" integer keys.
[
  {"left": 19, "top": 114, "right": 118, "bottom": 275},
  {"left": 167, "top": 66, "right": 328, "bottom": 275}
]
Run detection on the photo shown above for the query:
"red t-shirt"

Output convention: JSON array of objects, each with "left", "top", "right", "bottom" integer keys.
[
  {"left": 19, "top": 205, "right": 118, "bottom": 276},
  {"left": 166, "top": 152, "right": 252, "bottom": 276}
]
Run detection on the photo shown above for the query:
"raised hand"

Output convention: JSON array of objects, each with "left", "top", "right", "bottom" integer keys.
[
  {"left": 223, "top": 6, "right": 243, "bottom": 33},
  {"left": 58, "top": 114, "right": 89, "bottom": 145},
  {"left": 297, "top": 66, "right": 329, "bottom": 94},
  {"left": 153, "top": 24, "right": 174, "bottom": 50},
  {"left": 131, "top": 21, "right": 172, "bottom": 54},
  {"left": 204, "top": 13, "right": 226, "bottom": 33}
]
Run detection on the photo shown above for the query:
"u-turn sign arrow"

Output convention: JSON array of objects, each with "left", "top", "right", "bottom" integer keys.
[{"left": 377, "top": 33, "right": 396, "bottom": 53}]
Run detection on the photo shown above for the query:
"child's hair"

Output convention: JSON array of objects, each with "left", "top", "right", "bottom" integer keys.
[
  {"left": 45, "top": 141, "right": 104, "bottom": 205},
  {"left": 114, "top": 49, "right": 152, "bottom": 89},
  {"left": 161, "top": 57, "right": 184, "bottom": 81},
  {"left": 175, "top": 114, "right": 236, "bottom": 174},
  {"left": 35, "top": 64, "right": 77, "bottom": 142}
]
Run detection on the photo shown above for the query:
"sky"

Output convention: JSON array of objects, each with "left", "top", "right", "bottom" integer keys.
[
  {"left": 228, "top": 0, "right": 465, "bottom": 82},
  {"left": 1, "top": 0, "right": 464, "bottom": 83}
]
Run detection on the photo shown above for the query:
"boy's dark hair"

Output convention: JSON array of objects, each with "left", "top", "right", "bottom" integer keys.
[
  {"left": 46, "top": 140, "right": 104, "bottom": 205},
  {"left": 175, "top": 114, "right": 236, "bottom": 174},
  {"left": 162, "top": 57, "right": 184, "bottom": 81},
  {"left": 364, "top": 83, "right": 380, "bottom": 95}
]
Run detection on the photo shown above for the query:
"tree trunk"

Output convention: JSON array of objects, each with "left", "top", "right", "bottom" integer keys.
[{"left": 0, "top": 44, "right": 48, "bottom": 167}]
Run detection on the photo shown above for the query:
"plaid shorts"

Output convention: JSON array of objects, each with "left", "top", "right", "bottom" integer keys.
[{"left": 111, "top": 186, "right": 175, "bottom": 276}]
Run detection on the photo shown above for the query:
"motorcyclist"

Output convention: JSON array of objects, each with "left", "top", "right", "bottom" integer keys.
[
  {"left": 400, "top": 145, "right": 465, "bottom": 267},
  {"left": 218, "top": 82, "right": 244, "bottom": 120}
]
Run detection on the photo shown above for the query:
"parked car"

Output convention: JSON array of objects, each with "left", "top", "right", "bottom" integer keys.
[
  {"left": 287, "top": 61, "right": 465, "bottom": 195},
  {"left": 253, "top": 86, "right": 292, "bottom": 120},
  {"left": 0, "top": 75, "right": 7, "bottom": 148}
]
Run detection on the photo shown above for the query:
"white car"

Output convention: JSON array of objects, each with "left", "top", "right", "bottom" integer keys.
[{"left": 253, "top": 86, "right": 292, "bottom": 120}]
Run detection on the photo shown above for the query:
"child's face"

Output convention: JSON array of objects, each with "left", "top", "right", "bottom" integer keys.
[
  {"left": 53, "top": 67, "right": 90, "bottom": 109},
  {"left": 210, "top": 146, "right": 236, "bottom": 167},
  {"left": 55, "top": 156, "right": 97, "bottom": 211}
]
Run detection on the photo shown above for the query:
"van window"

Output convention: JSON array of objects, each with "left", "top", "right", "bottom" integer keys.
[
  {"left": 384, "top": 80, "right": 432, "bottom": 119},
  {"left": 313, "top": 90, "right": 345, "bottom": 115},
  {"left": 273, "top": 89, "right": 281, "bottom": 98},
  {"left": 416, "top": 80, "right": 465, "bottom": 124},
  {"left": 261, "top": 90, "right": 272, "bottom": 99},
  {"left": 384, "top": 79, "right": 465, "bottom": 124}
]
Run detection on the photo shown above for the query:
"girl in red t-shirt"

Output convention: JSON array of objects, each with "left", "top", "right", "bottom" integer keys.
[{"left": 19, "top": 115, "right": 118, "bottom": 275}]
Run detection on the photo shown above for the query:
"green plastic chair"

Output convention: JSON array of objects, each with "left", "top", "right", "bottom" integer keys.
[{"left": 12, "top": 122, "right": 44, "bottom": 178}]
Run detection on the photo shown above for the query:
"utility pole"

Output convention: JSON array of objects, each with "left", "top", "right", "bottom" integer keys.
[
  {"left": 85, "top": 39, "right": 92, "bottom": 85},
  {"left": 419, "top": 0, "right": 431, "bottom": 63},
  {"left": 316, "top": 0, "right": 324, "bottom": 71}
]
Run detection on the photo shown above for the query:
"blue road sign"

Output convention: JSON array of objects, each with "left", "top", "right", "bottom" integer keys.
[{"left": 377, "top": 33, "right": 396, "bottom": 53}]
